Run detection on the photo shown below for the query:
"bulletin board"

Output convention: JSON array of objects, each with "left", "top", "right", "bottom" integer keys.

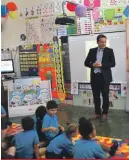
[
  {"left": 19, "top": 44, "right": 38, "bottom": 76},
  {"left": 8, "top": 78, "right": 52, "bottom": 117},
  {"left": 72, "top": 82, "right": 127, "bottom": 110}
]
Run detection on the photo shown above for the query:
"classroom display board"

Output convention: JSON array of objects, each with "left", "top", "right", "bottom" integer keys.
[
  {"left": 69, "top": 32, "right": 127, "bottom": 83},
  {"left": 19, "top": 45, "right": 38, "bottom": 76},
  {"left": 8, "top": 78, "right": 52, "bottom": 117},
  {"left": 72, "top": 82, "right": 127, "bottom": 110}
]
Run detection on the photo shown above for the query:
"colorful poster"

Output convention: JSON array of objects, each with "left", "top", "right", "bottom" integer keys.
[
  {"left": 77, "top": 82, "right": 122, "bottom": 108},
  {"left": 19, "top": 45, "right": 38, "bottom": 76},
  {"left": 8, "top": 79, "right": 52, "bottom": 117},
  {"left": 37, "top": 44, "right": 58, "bottom": 98},
  {"left": 94, "top": 7, "right": 126, "bottom": 33},
  {"left": 9, "top": 88, "right": 51, "bottom": 107}
]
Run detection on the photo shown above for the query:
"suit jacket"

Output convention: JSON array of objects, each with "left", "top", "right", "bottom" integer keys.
[{"left": 84, "top": 47, "right": 116, "bottom": 84}]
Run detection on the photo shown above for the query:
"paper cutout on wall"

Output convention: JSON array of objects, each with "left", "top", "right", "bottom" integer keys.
[
  {"left": 37, "top": 44, "right": 58, "bottom": 98},
  {"left": 123, "top": 5, "right": 129, "bottom": 17},
  {"left": 84, "top": 0, "right": 100, "bottom": 8},
  {"left": 104, "top": 9, "right": 115, "bottom": 20}
]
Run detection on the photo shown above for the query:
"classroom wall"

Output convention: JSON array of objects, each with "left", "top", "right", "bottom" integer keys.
[
  {"left": 1, "top": 0, "right": 128, "bottom": 48},
  {"left": 1, "top": 0, "right": 63, "bottom": 48}
]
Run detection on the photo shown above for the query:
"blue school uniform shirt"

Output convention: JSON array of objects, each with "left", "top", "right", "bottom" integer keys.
[
  {"left": 74, "top": 139, "right": 107, "bottom": 159},
  {"left": 12, "top": 130, "right": 39, "bottom": 158},
  {"left": 47, "top": 133, "right": 74, "bottom": 156},
  {"left": 1, "top": 105, "right": 6, "bottom": 114},
  {"left": 42, "top": 113, "right": 59, "bottom": 140}
]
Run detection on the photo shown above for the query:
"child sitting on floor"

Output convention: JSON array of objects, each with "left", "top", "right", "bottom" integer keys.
[
  {"left": 45, "top": 124, "right": 78, "bottom": 159},
  {"left": 74, "top": 117, "right": 118, "bottom": 159},
  {"left": 42, "top": 100, "right": 64, "bottom": 142},
  {"left": 12, "top": 117, "right": 40, "bottom": 159},
  {"left": 33, "top": 105, "right": 47, "bottom": 141}
]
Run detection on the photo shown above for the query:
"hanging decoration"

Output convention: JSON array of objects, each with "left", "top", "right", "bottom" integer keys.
[
  {"left": 53, "top": 37, "right": 66, "bottom": 101},
  {"left": 37, "top": 43, "right": 58, "bottom": 98},
  {"left": 66, "top": 2, "right": 77, "bottom": 12},
  {"left": 1, "top": 5, "right": 8, "bottom": 17},
  {"left": 84, "top": 0, "right": 100, "bottom": 8},
  {"left": 8, "top": 10, "right": 18, "bottom": 19},
  {"left": 6, "top": 2, "right": 17, "bottom": 11},
  {"left": 93, "top": 7, "right": 99, "bottom": 21},
  {"left": 75, "top": 4, "right": 87, "bottom": 17}
]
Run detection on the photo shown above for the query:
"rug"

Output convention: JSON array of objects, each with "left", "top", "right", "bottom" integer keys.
[{"left": 7, "top": 123, "right": 129, "bottom": 159}]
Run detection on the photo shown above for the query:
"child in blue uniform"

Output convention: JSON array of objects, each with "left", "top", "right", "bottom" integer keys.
[
  {"left": 12, "top": 117, "right": 40, "bottom": 159},
  {"left": 42, "top": 100, "right": 64, "bottom": 141},
  {"left": 33, "top": 105, "right": 46, "bottom": 141},
  {"left": 46, "top": 124, "right": 78, "bottom": 159},
  {"left": 74, "top": 117, "right": 118, "bottom": 159}
]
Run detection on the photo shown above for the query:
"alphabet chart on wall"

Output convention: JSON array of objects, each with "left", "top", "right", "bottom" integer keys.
[
  {"left": 40, "top": 16, "right": 56, "bottom": 44},
  {"left": 25, "top": 17, "right": 41, "bottom": 44}
]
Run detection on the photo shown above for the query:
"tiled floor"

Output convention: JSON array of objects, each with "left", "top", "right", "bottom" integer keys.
[{"left": 10, "top": 105, "right": 129, "bottom": 140}]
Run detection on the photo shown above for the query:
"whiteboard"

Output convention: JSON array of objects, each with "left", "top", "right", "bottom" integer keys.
[
  {"left": 8, "top": 78, "right": 52, "bottom": 117},
  {"left": 69, "top": 32, "right": 127, "bottom": 83}
]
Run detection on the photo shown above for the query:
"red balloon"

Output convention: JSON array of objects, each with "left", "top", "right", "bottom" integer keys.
[
  {"left": 6, "top": 2, "right": 17, "bottom": 11},
  {"left": 66, "top": 2, "right": 77, "bottom": 12}
]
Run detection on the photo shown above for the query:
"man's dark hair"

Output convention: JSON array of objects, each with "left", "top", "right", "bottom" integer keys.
[
  {"left": 46, "top": 100, "right": 58, "bottom": 110},
  {"left": 97, "top": 34, "right": 107, "bottom": 42},
  {"left": 22, "top": 117, "right": 34, "bottom": 131},
  {"left": 79, "top": 117, "right": 94, "bottom": 139}
]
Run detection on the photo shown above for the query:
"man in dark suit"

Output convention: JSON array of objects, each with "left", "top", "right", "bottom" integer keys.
[{"left": 84, "top": 34, "right": 116, "bottom": 120}]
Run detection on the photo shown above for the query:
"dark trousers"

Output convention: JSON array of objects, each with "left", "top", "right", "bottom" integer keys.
[{"left": 91, "top": 73, "right": 109, "bottom": 115}]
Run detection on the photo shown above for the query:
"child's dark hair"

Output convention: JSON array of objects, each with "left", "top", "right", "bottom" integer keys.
[
  {"left": 79, "top": 117, "right": 94, "bottom": 139},
  {"left": 22, "top": 117, "right": 34, "bottom": 131},
  {"left": 35, "top": 105, "right": 46, "bottom": 120},
  {"left": 65, "top": 124, "right": 78, "bottom": 136},
  {"left": 46, "top": 100, "right": 58, "bottom": 110},
  {"left": 35, "top": 106, "right": 46, "bottom": 136}
]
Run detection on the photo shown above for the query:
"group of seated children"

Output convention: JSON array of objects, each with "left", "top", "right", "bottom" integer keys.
[{"left": 1, "top": 100, "right": 118, "bottom": 159}]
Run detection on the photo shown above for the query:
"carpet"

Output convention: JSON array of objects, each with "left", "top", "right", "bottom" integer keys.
[{"left": 7, "top": 123, "right": 129, "bottom": 159}]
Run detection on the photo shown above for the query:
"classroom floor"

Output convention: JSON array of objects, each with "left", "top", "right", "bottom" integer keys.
[{"left": 10, "top": 105, "right": 129, "bottom": 140}]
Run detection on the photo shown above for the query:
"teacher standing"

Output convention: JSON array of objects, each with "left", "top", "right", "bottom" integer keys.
[{"left": 84, "top": 35, "right": 116, "bottom": 120}]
